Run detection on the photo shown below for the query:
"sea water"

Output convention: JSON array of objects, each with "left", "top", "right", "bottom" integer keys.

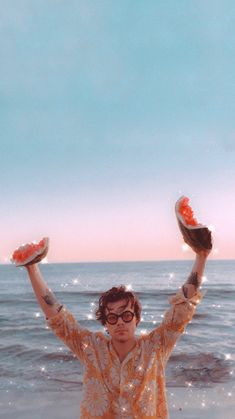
[{"left": 0, "top": 260, "right": 234, "bottom": 417}]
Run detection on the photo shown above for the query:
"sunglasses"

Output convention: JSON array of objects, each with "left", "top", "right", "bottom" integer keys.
[{"left": 105, "top": 310, "right": 135, "bottom": 325}]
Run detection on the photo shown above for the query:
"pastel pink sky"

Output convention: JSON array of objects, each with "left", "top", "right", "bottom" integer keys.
[{"left": 2, "top": 187, "right": 234, "bottom": 263}]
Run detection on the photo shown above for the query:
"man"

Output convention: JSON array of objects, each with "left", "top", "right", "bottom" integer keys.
[{"left": 11, "top": 200, "right": 212, "bottom": 418}]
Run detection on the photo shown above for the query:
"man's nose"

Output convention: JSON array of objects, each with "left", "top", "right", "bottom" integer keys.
[{"left": 117, "top": 315, "right": 125, "bottom": 325}]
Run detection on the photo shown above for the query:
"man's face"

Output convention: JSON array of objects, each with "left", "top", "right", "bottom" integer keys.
[{"left": 104, "top": 299, "right": 138, "bottom": 342}]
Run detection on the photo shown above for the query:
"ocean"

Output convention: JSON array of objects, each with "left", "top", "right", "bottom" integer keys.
[{"left": 0, "top": 260, "right": 234, "bottom": 418}]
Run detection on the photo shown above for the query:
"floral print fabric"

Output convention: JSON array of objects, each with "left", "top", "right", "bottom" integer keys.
[{"left": 47, "top": 289, "right": 202, "bottom": 419}]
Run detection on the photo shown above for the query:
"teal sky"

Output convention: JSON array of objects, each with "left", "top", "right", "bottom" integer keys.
[{"left": 1, "top": 1, "right": 235, "bottom": 262}]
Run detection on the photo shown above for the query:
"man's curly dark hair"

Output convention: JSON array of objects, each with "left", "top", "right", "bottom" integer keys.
[{"left": 95, "top": 285, "right": 142, "bottom": 327}]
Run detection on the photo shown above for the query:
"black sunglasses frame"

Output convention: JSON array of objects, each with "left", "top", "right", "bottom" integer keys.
[{"left": 105, "top": 310, "right": 135, "bottom": 325}]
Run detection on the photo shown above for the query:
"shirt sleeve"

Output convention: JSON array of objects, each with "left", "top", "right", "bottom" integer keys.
[
  {"left": 46, "top": 306, "right": 93, "bottom": 364},
  {"left": 150, "top": 289, "right": 203, "bottom": 364}
]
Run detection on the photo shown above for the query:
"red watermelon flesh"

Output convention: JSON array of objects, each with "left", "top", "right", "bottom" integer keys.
[
  {"left": 11, "top": 237, "right": 49, "bottom": 266},
  {"left": 178, "top": 197, "right": 198, "bottom": 226}
]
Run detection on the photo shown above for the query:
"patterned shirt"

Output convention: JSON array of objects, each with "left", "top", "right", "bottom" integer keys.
[{"left": 46, "top": 289, "right": 202, "bottom": 419}]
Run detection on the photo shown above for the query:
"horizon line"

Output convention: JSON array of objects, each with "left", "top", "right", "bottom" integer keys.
[{"left": 1, "top": 257, "right": 235, "bottom": 266}]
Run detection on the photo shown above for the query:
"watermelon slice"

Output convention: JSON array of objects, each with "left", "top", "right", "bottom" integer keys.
[
  {"left": 11, "top": 237, "right": 49, "bottom": 266},
  {"left": 175, "top": 196, "right": 212, "bottom": 251}
]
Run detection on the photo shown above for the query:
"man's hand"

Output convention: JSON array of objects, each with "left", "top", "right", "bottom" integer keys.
[{"left": 178, "top": 223, "right": 212, "bottom": 253}]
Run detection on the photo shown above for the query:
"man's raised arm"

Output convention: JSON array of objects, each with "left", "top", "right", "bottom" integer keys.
[
  {"left": 182, "top": 249, "right": 210, "bottom": 299},
  {"left": 175, "top": 196, "right": 213, "bottom": 299},
  {"left": 11, "top": 238, "right": 63, "bottom": 320},
  {"left": 26, "top": 264, "right": 63, "bottom": 320},
  {"left": 25, "top": 266, "right": 93, "bottom": 366},
  {"left": 11, "top": 238, "right": 92, "bottom": 363}
]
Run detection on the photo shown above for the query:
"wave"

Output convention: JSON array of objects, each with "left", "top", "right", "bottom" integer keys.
[
  {"left": 1, "top": 344, "right": 233, "bottom": 388},
  {"left": 166, "top": 352, "right": 233, "bottom": 387},
  {"left": 0, "top": 344, "right": 75, "bottom": 362},
  {"left": 1, "top": 287, "right": 235, "bottom": 302}
]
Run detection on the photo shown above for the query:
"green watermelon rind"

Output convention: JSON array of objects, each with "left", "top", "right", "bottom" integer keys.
[{"left": 11, "top": 237, "right": 49, "bottom": 266}]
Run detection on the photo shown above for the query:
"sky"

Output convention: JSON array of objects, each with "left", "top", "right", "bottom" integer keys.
[{"left": 1, "top": 0, "right": 235, "bottom": 263}]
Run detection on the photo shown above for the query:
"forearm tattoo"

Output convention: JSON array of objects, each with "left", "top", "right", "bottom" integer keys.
[
  {"left": 187, "top": 272, "right": 199, "bottom": 287},
  {"left": 42, "top": 290, "right": 63, "bottom": 313},
  {"left": 182, "top": 272, "right": 199, "bottom": 298}
]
